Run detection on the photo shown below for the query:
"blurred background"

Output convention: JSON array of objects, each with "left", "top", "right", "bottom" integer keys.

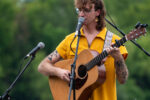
[{"left": 0, "top": 0, "right": 150, "bottom": 100}]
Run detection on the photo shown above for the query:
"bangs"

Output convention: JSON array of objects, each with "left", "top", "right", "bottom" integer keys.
[{"left": 75, "top": 0, "right": 92, "bottom": 9}]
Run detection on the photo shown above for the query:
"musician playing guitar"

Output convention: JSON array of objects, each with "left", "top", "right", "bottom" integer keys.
[{"left": 38, "top": 0, "right": 129, "bottom": 100}]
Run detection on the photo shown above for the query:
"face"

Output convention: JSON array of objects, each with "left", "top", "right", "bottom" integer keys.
[{"left": 78, "top": 4, "right": 100, "bottom": 26}]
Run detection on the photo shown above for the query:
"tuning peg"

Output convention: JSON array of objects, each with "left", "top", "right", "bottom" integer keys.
[
  {"left": 135, "top": 22, "right": 141, "bottom": 29},
  {"left": 135, "top": 22, "right": 148, "bottom": 28},
  {"left": 141, "top": 24, "right": 148, "bottom": 28}
]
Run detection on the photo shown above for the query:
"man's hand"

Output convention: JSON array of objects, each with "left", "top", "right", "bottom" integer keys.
[
  {"left": 105, "top": 47, "right": 122, "bottom": 60},
  {"left": 56, "top": 68, "right": 70, "bottom": 82}
]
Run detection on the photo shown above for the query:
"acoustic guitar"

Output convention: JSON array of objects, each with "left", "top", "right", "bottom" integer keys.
[{"left": 49, "top": 23, "right": 147, "bottom": 100}]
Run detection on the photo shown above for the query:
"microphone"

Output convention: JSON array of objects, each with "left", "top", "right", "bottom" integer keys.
[
  {"left": 24, "top": 42, "right": 45, "bottom": 59},
  {"left": 75, "top": 17, "right": 85, "bottom": 36}
]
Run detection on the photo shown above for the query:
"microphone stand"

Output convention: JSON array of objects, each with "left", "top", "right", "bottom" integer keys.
[
  {"left": 68, "top": 32, "right": 81, "bottom": 100},
  {"left": 0, "top": 55, "right": 35, "bottom": 100},
  {"left": 105, "top": 18, "right": 150, "bottom": 56}
]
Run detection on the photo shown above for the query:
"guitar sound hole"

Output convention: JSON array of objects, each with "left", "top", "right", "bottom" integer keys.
[{"left": 78, "top": 65, "right": 87, "bottom": 78}]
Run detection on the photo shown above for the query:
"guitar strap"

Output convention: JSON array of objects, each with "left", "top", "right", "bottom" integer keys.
[
  {"left": 103, "top": 31, "right": 113, "bottom": 51},
  {"left": 100, "top": 30, "right": 113, "bottom": 68}
]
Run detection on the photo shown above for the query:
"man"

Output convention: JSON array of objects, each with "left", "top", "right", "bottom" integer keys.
[{"left": 38, "top": 0, "right": 128, "bottom": 100}]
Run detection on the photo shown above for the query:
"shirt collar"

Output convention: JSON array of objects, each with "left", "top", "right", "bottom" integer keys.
[{"left": 80, "top": 27, "right": 107, "bottom": 40}]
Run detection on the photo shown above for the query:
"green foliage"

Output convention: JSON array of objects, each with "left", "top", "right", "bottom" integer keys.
[
  {"left": 0, "top": 0, "right": 16, "bottom": 51},
  {"left": 117, "top": 79, "right": 145, "bottom": 100},
  {"left": 0, "top": 0, "right": 17, "bottom": 84},
  {"left": 23, "top": 0, "right": 77, "bottom": 53}
]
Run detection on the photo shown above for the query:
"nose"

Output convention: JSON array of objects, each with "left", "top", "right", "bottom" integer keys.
[{"left": 78, "top": 11, "right": 85, "bottom": 17}]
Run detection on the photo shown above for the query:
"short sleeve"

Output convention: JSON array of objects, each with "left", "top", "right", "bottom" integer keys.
[{"left": 56, "top": 37, "right": 68, "bottom": 59}]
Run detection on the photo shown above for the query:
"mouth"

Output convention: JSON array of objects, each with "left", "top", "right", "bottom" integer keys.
[{"left": 83, "top": 19, "right": 87, "bottom": 24}]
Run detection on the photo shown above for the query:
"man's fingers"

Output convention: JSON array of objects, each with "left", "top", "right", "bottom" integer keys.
[{"left": 65, "top": 75, "right": 70, "bottom": 82}]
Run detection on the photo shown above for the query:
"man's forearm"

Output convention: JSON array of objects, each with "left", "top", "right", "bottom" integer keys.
[
  {"left": 38, "top": 50, "right": 62, "bottom": 76},
  {"left": 115, "top": 56, "right": 128, "bottom": 84}
]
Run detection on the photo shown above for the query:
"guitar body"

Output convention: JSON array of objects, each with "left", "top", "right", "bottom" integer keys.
[{"left": 49, "top": 49, "right": 106, "bottom": 100}]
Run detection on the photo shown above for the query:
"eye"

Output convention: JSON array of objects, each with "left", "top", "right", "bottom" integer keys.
[
  {"left": 78, "top": 8, "right": 82, "bottom": 12},
  {"left": 84, "top": 8, "right": 91, "bottom": 13},
  {"left": 78, "top": 8, "right": 91, "bottom": 13}
]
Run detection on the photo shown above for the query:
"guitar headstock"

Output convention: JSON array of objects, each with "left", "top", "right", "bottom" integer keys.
[{"left": 126, "top": 22, "right": 148, "bottom": 41}]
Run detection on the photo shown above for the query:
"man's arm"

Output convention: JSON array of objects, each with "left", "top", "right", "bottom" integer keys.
[
  {"left": 114, "top": 54, "right": 128, "bottom": 84},
  {"left": 107, "top": 47, "right": 128, "bottom": 84},
  {"left": 38, "top": 50, "right": 70, "bottom": 82}
]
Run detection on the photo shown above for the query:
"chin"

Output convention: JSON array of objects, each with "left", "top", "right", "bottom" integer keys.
[{"left": 83, "top": 22, "right": 87, "bottom": 25}]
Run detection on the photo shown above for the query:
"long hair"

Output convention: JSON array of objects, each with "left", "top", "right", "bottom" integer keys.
[{"left": 75, "top": 0, "right": 106, "bottom": 31}]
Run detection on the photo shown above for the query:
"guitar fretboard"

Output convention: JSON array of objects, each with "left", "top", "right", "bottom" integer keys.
[{"left": 86, "top": 36, "right": 127, "bottom": 71}]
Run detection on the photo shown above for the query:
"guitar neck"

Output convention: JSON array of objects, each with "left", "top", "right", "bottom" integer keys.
[{"left": 86, "top": 36, "right": 127, "bottom": 71}]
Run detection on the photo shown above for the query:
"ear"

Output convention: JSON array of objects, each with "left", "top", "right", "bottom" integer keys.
[{"left": 96, "top": 9, "right": 101, "bottom": 16}]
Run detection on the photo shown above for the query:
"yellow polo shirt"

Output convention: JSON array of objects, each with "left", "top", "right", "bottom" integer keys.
[{"left": 56, "top": 27, "right": 128, "bottom": 100}]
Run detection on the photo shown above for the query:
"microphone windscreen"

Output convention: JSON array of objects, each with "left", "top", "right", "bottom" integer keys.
[{"left": 38, "top": 42, "right": 45, "bottom": 49}]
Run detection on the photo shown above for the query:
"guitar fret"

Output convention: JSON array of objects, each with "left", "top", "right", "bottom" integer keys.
[
  {"left": 86, "top": 51, "right": 108, "bottom": 71},
  {"left": 101, "top": 52, "right": 104, "bottom": 58},
  {"left": 120, "top": 37, "right": 127, "bottom": 46},
  {"left": 119, "top": 39, "right": 122, "bottom": 44},
  {"left": 103, "top": 51, "right": 107, "bottom": 57},
  {"left": 113, "top": 36, "right": 127, "bottom": 48},
  {"left": 121, "top": 39, "right": 123, "bottom": 45}
]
